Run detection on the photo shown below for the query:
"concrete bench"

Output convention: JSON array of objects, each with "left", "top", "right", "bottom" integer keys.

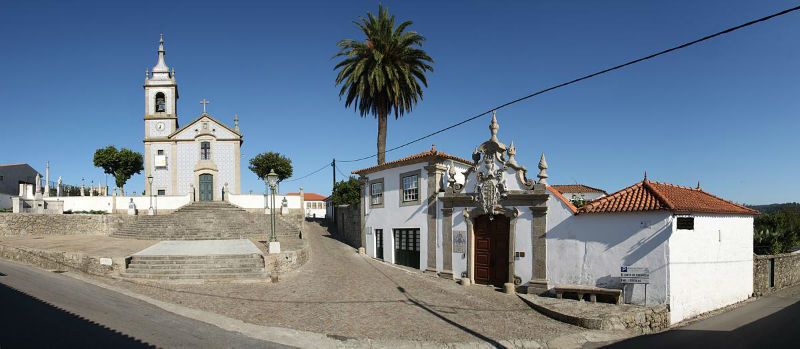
[{"left": 554, "top": 284, "right": 622, "bottom": 304}]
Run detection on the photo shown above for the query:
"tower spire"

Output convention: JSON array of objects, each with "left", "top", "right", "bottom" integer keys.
[{"left": 151, "top": 33, "right": 171, "bottom": 79}]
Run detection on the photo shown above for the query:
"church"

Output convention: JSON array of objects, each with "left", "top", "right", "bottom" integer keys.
[{"left": 143, "top": 35, "right": 242, "bottom": 201}]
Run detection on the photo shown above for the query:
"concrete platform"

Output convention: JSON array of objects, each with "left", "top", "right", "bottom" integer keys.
[{"left": 133, "top": 239, "right": 262, "bottom": 257}]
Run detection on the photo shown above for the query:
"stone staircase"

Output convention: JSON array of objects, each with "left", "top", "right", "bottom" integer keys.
[
  {"left": 112, "top": 201, "right": 300, "bottom": 240},
  {"left": 122, "top": 253, "right": 266, "bottom": 280}
]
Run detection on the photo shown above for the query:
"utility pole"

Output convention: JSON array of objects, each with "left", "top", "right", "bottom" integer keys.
[{"left": 332, "top": 158, "right": 337, "bottom": 229}]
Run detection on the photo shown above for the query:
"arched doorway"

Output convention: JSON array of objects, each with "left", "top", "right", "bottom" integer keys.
[
  {"left": 473, "top": 214, "right": 511, "bottom": 288},
  {"left": 199, "top": 174, "right": 213, "bottom": 201}
]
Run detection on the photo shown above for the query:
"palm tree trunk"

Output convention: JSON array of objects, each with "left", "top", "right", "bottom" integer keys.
[{"left": 377, "top": 111, "right": 388, "bottom": 165}]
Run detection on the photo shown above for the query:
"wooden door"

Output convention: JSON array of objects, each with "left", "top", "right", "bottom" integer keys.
[
  {"left": 375, "top": 229, "right": 384, "bottom": 260},
  {"left": 473, "top": 214, "right": 510, "bottom": 288},
  {"left": 393, "top": 229, "right": 420, "bottom": 269},
  {"left": 199, "top": 174, "right": 213, "bottom": 201}
]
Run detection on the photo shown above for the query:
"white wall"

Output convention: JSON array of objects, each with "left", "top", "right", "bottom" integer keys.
[
  {"left": 228, "top": 194, "right": 301, "bottom": 210},
  {"left": 304, "top": 201, "right": 326, "bottom": 218},
  {"left": 42, "top": 195, "right": 191, "bottom": 213},
  {"left": 561, "top": 192, "right": 605, "bottom": 202},
  {"left": 363, "top": 163, "right": 429, "bottom": 270},
  {"left": 667, "top": 214, "right": 754, "bottom": 324},
  {"left": 546, "top": 196, "right": 673, "bottom": 306}
]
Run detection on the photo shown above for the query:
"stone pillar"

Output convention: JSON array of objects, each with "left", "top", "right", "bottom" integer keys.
[
  {"left": 440, "top": 207, "right": 454, "bottom": 279},
  {"left": 528, "top": 205, "right": 549, "bottom": 295},
  {"left": 358, "top": 176, "right": 368, "bottom": 254},
  {"left": 44, "top": 161, "right": 50, "bottom": 197},
  {"left": 424, "top": 164, "right": 446, "bottom": 274}
]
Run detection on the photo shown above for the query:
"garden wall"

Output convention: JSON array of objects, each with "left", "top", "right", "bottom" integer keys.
[
  {"left": 753, "top": 252, "right": 800, "bottom": 296},
  {"left": 0, "top": 213, "right": 135, "bottom": 236}
]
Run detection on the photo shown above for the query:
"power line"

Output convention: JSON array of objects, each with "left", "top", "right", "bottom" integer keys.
[
  {"left": 339, "top": 4, "right": 800, "bottom": 163},
  {"left": 282, "top": 162, "right": 330, "bottom": 183},
  {"left": 335, "top": 163, "right": 350, "bottom": 179}
]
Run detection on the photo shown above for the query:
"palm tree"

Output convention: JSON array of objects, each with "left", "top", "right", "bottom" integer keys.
[{"left": 334, "top": 5, "right": 434, "bottom": 165}]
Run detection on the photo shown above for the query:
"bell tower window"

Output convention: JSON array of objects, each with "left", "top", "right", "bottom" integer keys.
[
  {"left": 200, "top": 141, "right": 211, "bottom": 160},
  {"left": 155, "top": 92, "right": 166, "bottom": 113}
]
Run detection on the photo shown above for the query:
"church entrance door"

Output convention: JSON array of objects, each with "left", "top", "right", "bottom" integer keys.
[
  {"left": 199, "top": 174, "right": 213, "bottom": 201},
  {"left": 473, "top": 214, "right": 510, "bottom": 288}
]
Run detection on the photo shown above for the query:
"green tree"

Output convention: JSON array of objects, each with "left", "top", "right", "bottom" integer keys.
[
  {"left": 334, "top": 5, "right": 434, "bottom": 165},
  {"left": 330, "top": 177, "right": 361, "bottom": 206},
  {"left": 248, "top": 152, "right": 293, "bottom": 182},
  {"left": 92, "top": 145, "right": 143, "bottom": 195},
  {"left": 754, "top": 210, "right": 800, "bottom": 254}
]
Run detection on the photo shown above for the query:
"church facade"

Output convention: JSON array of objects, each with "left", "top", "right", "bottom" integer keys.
[{"left": 143, "top": 35, "right": 242, "bottom": 200}]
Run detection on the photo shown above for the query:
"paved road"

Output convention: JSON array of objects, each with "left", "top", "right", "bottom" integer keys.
[
  {"left": 599, "top": 285, "right": 800, "bottom": 348},
  {"left": 0, "top": 259, "right": 290, "bottom": 349}
]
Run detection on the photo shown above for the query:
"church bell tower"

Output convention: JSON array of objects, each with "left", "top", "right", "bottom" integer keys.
[{"left": 143, "top": 34, "right": 179, "bottom": 195}]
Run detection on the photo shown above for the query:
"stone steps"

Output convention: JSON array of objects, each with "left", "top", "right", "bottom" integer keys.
[
  {"left": 123, "top": 253, "right": 267, "bottom": 280},
  {"left": 111, "top": 201, "right": 301, "bottom": 240}
]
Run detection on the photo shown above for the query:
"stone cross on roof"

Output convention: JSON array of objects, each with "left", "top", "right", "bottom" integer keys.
[{"left": 200, "top": 98, "right": 210, "bottom": 113}]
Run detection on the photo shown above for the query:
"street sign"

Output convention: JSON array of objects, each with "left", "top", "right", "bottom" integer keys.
[{"left": 620, "top": 266, "right": 650, "bottom": 284}]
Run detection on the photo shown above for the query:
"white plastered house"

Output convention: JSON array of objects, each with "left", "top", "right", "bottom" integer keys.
[{"left": 353, "top": 113, "right": 758, "bottom": 324}]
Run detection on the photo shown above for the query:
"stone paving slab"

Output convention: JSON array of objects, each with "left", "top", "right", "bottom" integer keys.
[
  {"left": 133, "top": 239, "right": 262, "bottom": 256},
  {"left": 0, "top": 235, "right": 156, "bottom": 258}
]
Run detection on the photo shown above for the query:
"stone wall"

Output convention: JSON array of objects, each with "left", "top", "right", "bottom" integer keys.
[
  {"left": 0, "top": 213, "right": 136, "bottom": 237},
  {"left": 332, "top": 205, "right": 361, "bottom": 248},
  {"left": 754, "top": 252, "right": 800, "bottom": 296},
  {"left": 264, "top": 238, "right": 310, "bottom": 275},
  {"left": 0, "top": 244, "right": 119, "bottom": 275}
]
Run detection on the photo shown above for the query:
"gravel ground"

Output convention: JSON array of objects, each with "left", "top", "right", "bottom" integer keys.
[{"left": 97, "top": 222, "right": 580, "bottom": 344}]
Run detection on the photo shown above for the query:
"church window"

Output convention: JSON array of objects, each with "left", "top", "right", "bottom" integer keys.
[
  {"left": 157, "top": 189, "right": 166, "bottom": 196},
  {"left": 201, "top": 141, "right": 211, "bottom": 160},
  {"left": 157, "top": 150, "right": 164, "bottom": 155},
  {"left": 155, "top": 92, "right": 166, "bottom": 113}
]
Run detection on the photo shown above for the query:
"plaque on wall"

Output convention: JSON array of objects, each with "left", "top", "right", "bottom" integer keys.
[{"left": 453, "top": 230, "right": 467, "bottom": 254}]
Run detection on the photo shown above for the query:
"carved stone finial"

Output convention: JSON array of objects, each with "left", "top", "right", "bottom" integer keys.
[
  {"left": 431, "top": 144, "right": 436, "bottom": 153},
  {"left": 644, "top": 171, "right": 648, "bottom": 181},
  {"left": 537, "top": 153, "right": 548, "bottom": 184},
  {"left": 489, "top": 111, "right": 499, "bottom": 141},
  {"left": 145, "top": 68, "right": 149, "bottom": 79},
  {"left": 508, "top": 141, "right": 516, "bottom": 157},
  {"left": 696, "top": 180, "right": 701, "bottom": 189},
  {"left": 234, "top": 113, "right": 240, "bottom": 132},
  {"left": 448, "top": 160, "right": 456, "bottom": 177}
]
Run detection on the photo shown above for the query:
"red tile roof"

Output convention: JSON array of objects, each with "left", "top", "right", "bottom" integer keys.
[
  {"left": 551, "top": 184, "right": 607, "bottom": 195},
  {"left": 579, "top": 180, "right": 759, "bottom": 215},
  {"left": 352, "top": 145, "right": 472, "bottom": 175},
  {"left": 286, "top": 192, "right": 327, "bottom": 201}
]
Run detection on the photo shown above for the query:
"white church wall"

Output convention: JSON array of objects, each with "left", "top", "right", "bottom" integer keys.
[
  {"left": 546, "top": 196, "right": 672, "bottom": 306},
  {"left": 667, "top": 214, "right": 754, "bottom": 324},
  {"left": 362, "top": 162, "right": 430, "bottom": 270},
  {"left": 213, "top": 141, "right": 237, "bottom": 196},
  {"left": 513, "top": 207, "right": 534, "bottom": 284},
  {"left": 176, "top": 142, "right": 197, "bottom": 196},
  {"left": 451, "top": 209, "right": 468, "bottom": 278}
]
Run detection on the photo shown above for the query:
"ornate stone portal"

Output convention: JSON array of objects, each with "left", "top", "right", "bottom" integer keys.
[{"left": 443, "top": 112, "right": 550, "bottom": 294}]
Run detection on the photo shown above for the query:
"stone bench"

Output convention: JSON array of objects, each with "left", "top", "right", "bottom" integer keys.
[{"left": 554, "top": 284, "right": 622, "bottom": 304}]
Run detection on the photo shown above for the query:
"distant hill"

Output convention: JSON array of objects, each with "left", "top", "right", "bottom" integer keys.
[{"left": 747, "top": 202, "right": 800, "bottom": 214}]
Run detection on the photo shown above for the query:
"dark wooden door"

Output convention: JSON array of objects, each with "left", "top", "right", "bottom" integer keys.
[
  {"left": 393, "top": 229, "right": 420, "bottom": 269},
  {"left": 473, "top": 214, "right": 510, "bottom": 288},
  {"left": 199, "top": 174, "right": 213, "bottom": 201},
  {"left": 375, "top": 229, "right": 384, "bottom": 260}
]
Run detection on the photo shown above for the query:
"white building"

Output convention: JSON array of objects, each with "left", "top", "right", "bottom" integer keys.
[
  {"left": 353, "top": 113, "right": 758, "bottom": 324},
  {"left": 142, "top": 35, "right": 242, "bottom": 201},
  {"left": 288, "top": 192, "right": 327, "bottom": 218},
  {"left": 550, "top": 184, "right": 606, "bottom": 203}
]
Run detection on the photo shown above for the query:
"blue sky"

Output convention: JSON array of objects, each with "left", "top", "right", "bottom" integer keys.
[{"left": 1, "top": 0, "right": 798, "bottom": 204}]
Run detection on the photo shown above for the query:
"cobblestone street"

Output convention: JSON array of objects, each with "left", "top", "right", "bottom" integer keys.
[{"left": 98, "top": 221, "right": 581, "bottom": 344}]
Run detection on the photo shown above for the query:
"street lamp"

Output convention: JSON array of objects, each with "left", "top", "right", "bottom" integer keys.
[
  {"left": 147, "top": 175, "right": 154, "bottom": 215},
  {"left": 266, "top": 169, "right": 280, "bottom": 254}
]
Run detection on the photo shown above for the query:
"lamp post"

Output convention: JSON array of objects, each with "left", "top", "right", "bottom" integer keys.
[
  {"left": 266, "top": 169, "right": 280, "bottom": 254},
  {"left": 147, "top": 175, "right": 154, "bottom": 215}
]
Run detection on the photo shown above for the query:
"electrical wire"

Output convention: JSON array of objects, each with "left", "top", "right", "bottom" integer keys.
[
  {"left": 282, "top": 162, "right": 330, "bottom": 183},
  {"left": 338, "top": 4, "right": 800, "bottom": 163}
]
